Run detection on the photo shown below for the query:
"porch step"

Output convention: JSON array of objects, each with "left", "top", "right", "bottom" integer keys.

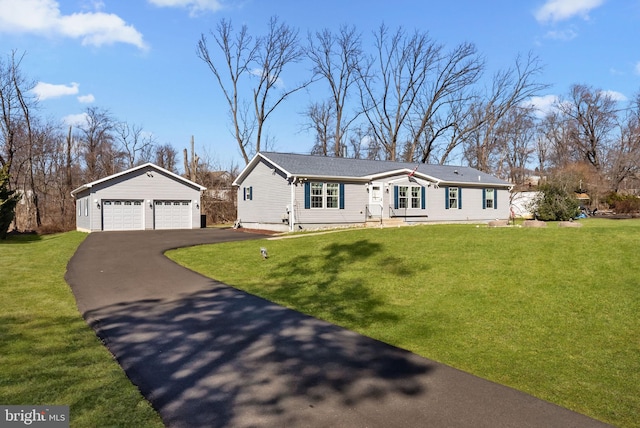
[{"left": 365, "top": 218, "right": 406, "bottom": 228}]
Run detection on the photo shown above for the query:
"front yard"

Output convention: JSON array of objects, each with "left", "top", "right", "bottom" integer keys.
[
  {"left": 168, "top": 219, "right": 640, "bottom": 428},
  {"left": 0, "top": 232, "right": 163, "bottom": 428}
]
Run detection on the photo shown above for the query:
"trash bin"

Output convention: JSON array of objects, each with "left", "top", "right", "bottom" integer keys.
[{"left": 200, "top": 214, "right": 207, "bottom": 228}]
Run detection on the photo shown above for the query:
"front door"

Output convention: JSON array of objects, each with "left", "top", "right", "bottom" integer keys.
[{"left": 368, "top": 182, "right": 384, "bottom": 218}]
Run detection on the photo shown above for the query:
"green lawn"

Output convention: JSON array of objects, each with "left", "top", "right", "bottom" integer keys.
[
  {"left": 0, "top": 232, "right": 164, "bottom": 428},
  {"left": 168, "top": 219, "right": 640, "bottom": 428}
]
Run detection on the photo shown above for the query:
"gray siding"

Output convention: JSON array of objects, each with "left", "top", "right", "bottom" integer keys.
[
  {"left": 425, "top": 186, "right": 510, "bottom": 222},
  {"left": 236, "top": 158, "right": 511, "bottom": 231},
  {"left": 294, "top": 181, "right": 368, "bottom": 226},
  {"left": 75, "top": 191, "right": 91, "bottom": 232},
  {"left": 80, "top": 167, "right": 202, "bottom": 231},
  {"left": 237, "top": 159, "right": 291, "bottom": 227}
]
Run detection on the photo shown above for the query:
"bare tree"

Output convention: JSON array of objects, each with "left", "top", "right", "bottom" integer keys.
[
  {"left": 154, "top": 143, "right": 178, "bottom": 173},
  {"left": 115, "top": 121, "right": 156, "bottom": 168},
  {"left": 198, "top": 19, "right": 257, "bottom": 164},
  {"left": 305, "top": 100, "right": 334, "bottom": 156},
  {"left": 306, "top": 25, "right": 363, "bottom": 156},
  {"left": 9, "top": 50, "right": 42, "bottom": 228},
  {"left": 358, "top": 24, "right": 440, "bottom": 160},
  {"left": 76, "top": 106, "right": 118, "bottom": 181},
  {"left": 557, "top": 84, "right": 619, "bottom": 173},
  {"left": 0, "top": 51, "right": 24, "bottom": 177},
  {"left": 608, "top": 92, "right": 640, "bottom": 192},
  {"left": 408, "top": 42, "right": 484, "bottom": 163},
  {"left": 541, "top": 108, "right": 583, "bottom": 172},
  {"left": 198, "top": 16, "right": 310, "bottom": 164},
  {"left": 495, "top": 105, "right": 536, "bottom": 184},
  {"left": 463, "top": 52, "right": 549, "bottom": 173}
]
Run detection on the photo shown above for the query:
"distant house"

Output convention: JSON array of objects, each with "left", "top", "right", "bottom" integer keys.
[
  {"left": 233, "top": 152, "right": 512, "bottom": 232},
  {"left": 510, "top": 191, "right": 540, "bottom": 219},
  {"left": 71, "top": 163, "right": 206, "bottom": 232}
]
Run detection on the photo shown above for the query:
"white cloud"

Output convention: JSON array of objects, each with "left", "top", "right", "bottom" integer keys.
[
  {"left": 32, "top": 81, "right": 79, "bottom": 100},
  {"left": 535, "top": 0, "right": 605, "bottom": 23},
  {"left": 600, "top": 90, "right": 627, "bottom": 102},
  {"left": 0, "top": 0, "right": 147, "bottom": 49},
  {"left": 543, "top": 27, "right": 578, "bottom": 41},
  {"left": 147, "top": 0, "right": 224, "bottom": 16},
  {"left": 62, "top": 112, "right": 88, "bottom": 127},
  {"left": 77, "top": 94, "right": 95, "bottom": 103},
  {"left": 635, "top": 62, "right": 640, "bottom": 75},
  {"left": 526, "top": 94, "right": 559, "bottom": 116},
  {"left": 249, "top": 68, "right": 285, "bottom": 88}
]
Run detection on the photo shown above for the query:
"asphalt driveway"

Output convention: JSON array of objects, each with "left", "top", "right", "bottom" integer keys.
[{"left": 65, "top": 229, "right": 610, "bottom": 428}]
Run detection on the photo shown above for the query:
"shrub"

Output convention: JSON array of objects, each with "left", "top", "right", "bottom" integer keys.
[
  {"left": 605, "top": 192, "right": 640, "bottom": 213},
  {"left": 528, "top": 183, "right": 580, "bottom": 221}
]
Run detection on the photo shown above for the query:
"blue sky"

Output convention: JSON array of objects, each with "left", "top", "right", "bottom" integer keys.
[{"left": 1, "top": 0, "right": 639, "bottom": 169}]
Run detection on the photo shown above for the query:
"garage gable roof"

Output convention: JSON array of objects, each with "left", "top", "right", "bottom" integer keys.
[
  {"left": 235, "top": 152, "right": 511, "bottom": 187},
  {"left": 71, "top": 163, "right": 207, "bottom": 196}
]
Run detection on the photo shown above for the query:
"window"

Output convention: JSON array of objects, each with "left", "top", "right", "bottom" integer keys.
[
  {"left": 411, "top": 187, "right": 421, "bottom": 208},
  {"left": 305, "top": 182, "right": 344, "bottom": 209},
  {"left": 84, "top": 199, "right": 88, "bottom": 216},
  {"left": 243, "top": 186, "right": 253, "bottom": 201},
  {"left": 394, "top": 185, "right": 424, "bottom": 210},
  {"left": 398, "top": 186, "right": 408, "bottom": 208},
  {"left": 310, "top": 182, "right": 323, "bottom": 208},
  {"left": 484, "top": 188, "right": 495, "bottom": 209},
  {"left": 326, "top": 183, "right": 339, "bottom": 208},
  {"left": 446, "top": 187, "right": 461, "bottom": 210}
]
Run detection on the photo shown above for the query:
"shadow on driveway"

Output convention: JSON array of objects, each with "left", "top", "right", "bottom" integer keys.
[
  {"left": 86, "top": 285, "right": 432, "bottom": 428},
  {"left": 66, "top": 229, "right": 611, "bottom": 428}
]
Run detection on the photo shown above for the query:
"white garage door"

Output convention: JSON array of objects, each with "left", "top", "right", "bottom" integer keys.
[
  {"left": 154, "top": 200, "right": 192, "bottom": 229},
  {"left": 103, "top": 200, "right": 143, "bottom": 231}
]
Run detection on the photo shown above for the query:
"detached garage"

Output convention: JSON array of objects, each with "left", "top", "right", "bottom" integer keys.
[{"left": 71, "top": 163, "right": 206, "bottom": 232}]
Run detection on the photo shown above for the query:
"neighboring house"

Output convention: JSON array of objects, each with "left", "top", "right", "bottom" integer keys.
[
  {"left": 71, "top": 163, "right": 206, "bottom": 232},
  {"left": 510, "top": 191, "right": 540, "bottom": 219},
  {"left": 233, "top": 152, "right": 512, "bottom": 232},
  {"left": 203, "top": 170, "right": 234, "bottom": 202}
]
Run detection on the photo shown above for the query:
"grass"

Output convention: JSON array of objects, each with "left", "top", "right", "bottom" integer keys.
[
  {"left": 0, "top": 232, "right": 164, "bottom": 428},
  {"left": 168, "top": 218, "right": 640, "bottom": 428}
]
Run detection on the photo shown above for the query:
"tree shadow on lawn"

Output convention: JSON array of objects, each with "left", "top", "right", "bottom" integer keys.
[
  {"left": 265, "top": 239, "right": 410, "bottom": 328},
  {"left": 85, "top": 282, "right": 432, "bottom": 428}
]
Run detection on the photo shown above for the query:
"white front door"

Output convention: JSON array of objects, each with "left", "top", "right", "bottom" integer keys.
[{"left": 368, "top": 182, "right": 384, "bottom": 218}]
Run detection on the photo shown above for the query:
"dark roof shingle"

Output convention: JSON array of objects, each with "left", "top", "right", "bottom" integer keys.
[{"left": 260, "top": 152, "right": 510, "bottom": 186}]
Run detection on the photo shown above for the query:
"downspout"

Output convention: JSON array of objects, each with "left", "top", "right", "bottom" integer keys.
[{"left": 289, "top": 177, "right": 296, "bottom": 232}]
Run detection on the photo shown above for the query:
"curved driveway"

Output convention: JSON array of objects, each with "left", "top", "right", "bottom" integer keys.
[{"left": 65, "top": 229, "right": 610, "bottom": 428}]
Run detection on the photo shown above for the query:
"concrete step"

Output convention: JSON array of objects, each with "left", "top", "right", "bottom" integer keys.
[{"left": 365, "top": 218, "right": 406, "bottom": 228}]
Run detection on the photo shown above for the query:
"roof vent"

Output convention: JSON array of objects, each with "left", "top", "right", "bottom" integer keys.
[{"left": 454, "top": 169, "right": 459, "bottom": 174}]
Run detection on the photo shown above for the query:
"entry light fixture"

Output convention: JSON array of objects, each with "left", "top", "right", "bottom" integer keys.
[
  {"left": 147, "top": 200, "right": 152, "bottom": 208},
  {"left": 94, "top": 199, "right": 100, "bottom": 209},
  {"left": 193, "top": 199, "right": 199, "bottom": 209}
]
